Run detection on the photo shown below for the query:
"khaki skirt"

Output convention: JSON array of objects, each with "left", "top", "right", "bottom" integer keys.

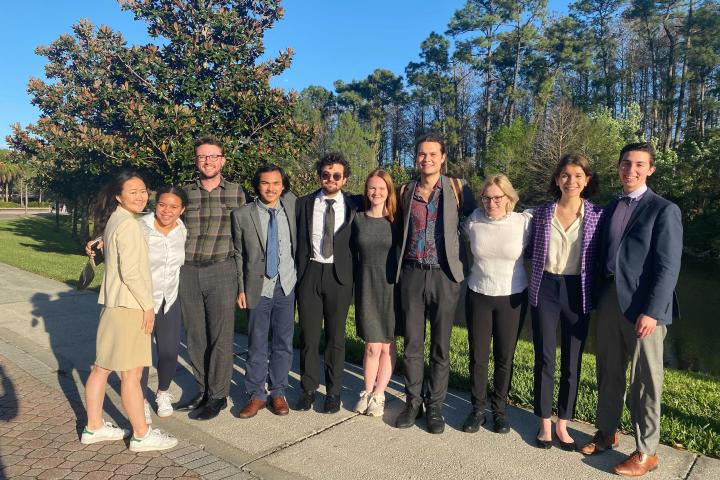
[{"left": 95, "top": 306, "right": 151, "bottom": 371}]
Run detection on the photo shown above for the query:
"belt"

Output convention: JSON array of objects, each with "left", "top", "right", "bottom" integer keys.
[
  {"left": 184, "top": 257, "right": 232, "bottom": 267},
  {"left": 403, "top": 260, "right": 441, "bottom": 270}
]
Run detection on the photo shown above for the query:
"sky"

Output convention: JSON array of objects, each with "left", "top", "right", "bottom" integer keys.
[{"left": 0, "top": 0, "right": 569, "bottom": 148}]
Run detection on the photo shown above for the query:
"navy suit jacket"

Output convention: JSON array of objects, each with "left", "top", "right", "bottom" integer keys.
[{"left": 600, "top": 188, "right": 683, "bottom": 325}]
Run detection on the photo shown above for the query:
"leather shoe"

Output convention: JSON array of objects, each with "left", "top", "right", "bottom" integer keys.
[
  {"left": 270, "top": 396, "right": 289, "bottom": 416},
  {"left": 295, "top": 391, "right": 316, "bottom": 411},
  {"left": 174, "top": 392, "right": 206, "bottom": 412},
  {"left": 462, "top": 409, "right": 486, "bottom": 433},
  {"left": 190, "top": 397, "right": 227, "bottom": 420},
  {"left": 425, "top": 405, "right": 445, "bottom": 434},
  {"left": 535, "top": 429, "right": 552, "bottom": 449},
  {"left": 493, "top": 414, "right": 510, "bottom": 434},
  {"left": 324, "top": 394, "right": 341, "bottom": 413},
  {"left": 236, "top": 399, "right": 265, "bottom": 419},
  {"left": 579, "top": 430, "right": 619, "bottom": 456},
  {"left": 613, "top": 451, "right": 659, "bottom": 477},
  {"left": 396, "top": 402, "right": 423, "bottom": 429}
]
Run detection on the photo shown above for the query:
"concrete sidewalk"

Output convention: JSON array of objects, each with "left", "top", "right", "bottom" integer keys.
[{"left": 0, "top": 262, "right": 717, "bottom": 479}]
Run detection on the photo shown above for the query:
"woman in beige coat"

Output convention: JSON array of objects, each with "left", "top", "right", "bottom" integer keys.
[{"left": 81, "top": 171, "right": 177, "bottom": 452}]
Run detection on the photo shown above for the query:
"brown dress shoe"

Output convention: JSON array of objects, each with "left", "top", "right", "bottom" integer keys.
[
  {"left": 236, "top": 399, "right": 266, "bottom": 419},
  {"left": 270, "top": 396, "right": 290, "bottom": 416},
  {"left": 613, "top": 451, "right": 659, "bottom": 477},
  {"left": 579, "top": 430, "right": 620, "bottom": 455}
]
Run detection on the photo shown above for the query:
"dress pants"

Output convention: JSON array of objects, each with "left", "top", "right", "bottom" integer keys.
[
  {"left": 297, "top": 262, "right": 353, "bottom": 396},
  {"left": 466, "top": 289, "right": 527, "bottom": 414},
  {"left": 245, "top": 282, "right": 295, "bottom": 401},
  {"left": 400, "top": 264, "right": 461, "bottom": 408},
  {"left": 531, "top": 273, "right": 589, "bottom": 420},
  {"left": 595, "top": 281, "right": 666, "bottom": 455},
  {"left": 179, "top": 259, "right": 238, "bottom": 400},
  {"left": 141, "top": 298, "right": 182, "bottom": 393}
]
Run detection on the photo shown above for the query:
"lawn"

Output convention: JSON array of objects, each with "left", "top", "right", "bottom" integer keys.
[{"left": 2, "top": 215, "right": 718, "bottom": 458}]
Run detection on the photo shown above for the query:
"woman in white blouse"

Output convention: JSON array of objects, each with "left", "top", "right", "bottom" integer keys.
[
  {"left": 461, "top": 174, "right": 531, "bottom": 435},
  {"left": 88, "top": 185, "right": 187, "bottom": 421}
]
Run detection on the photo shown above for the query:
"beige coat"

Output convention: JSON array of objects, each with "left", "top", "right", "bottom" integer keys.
[{"left": 98, "top": 207, "right": 153, "bottom": 311}]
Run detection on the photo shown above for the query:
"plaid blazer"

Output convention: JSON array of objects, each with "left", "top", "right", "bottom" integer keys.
[{"left": 527, "top": 199, "right": 604, "bottom": 314}]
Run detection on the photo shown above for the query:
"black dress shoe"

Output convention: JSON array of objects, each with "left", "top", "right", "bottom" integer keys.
[
  {"left": 425, "top": 405, "right": 445, "bottom": 434},
  {"left": 174, "top": 392, "right": 206, "bottom": 412},
  {"left": 462, "top": 409, "right": 487, "bottom": 433},
  {"left": 535, "top": 429, "right": 552, "bottom": 449},
  {"left": 190, "top": 397, "right": 227, "bottom": 420},
  {"left": 295, "top": 391, "right": 316, "bottom": 411},
  {"left": 557, "top": 436, "right": 576, "bottom": 452},
  {"left": 324, "top": 394, "right": 341, "bottom": 413},
  {"left": 396, "top": 402, "right": 423, "bottom": 428},
  {"left": 493, "top": 414, "right": 510, "bottom": 434}
]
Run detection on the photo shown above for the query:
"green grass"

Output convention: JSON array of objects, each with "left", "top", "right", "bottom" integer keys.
[{"left": 3, "top": 216, "right": 719, "bottom": 458}]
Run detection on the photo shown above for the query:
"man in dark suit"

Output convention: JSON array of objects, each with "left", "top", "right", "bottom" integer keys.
[
  {"left": 231, "top": 164, "right": 297, "bottom": 419},
  {"left": 395, "top": 133, "right": 475, "bottom": 434},
  {"left": 295, "top": 153, "right": 360, "bottom": 413},
  {"left": 580, "top": 142, "right": 682, "bottom": 477}
]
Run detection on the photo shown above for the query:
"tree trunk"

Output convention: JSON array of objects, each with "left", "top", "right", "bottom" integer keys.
[{"left": 674, "top": 0, "right": 692, "bottom": 147}]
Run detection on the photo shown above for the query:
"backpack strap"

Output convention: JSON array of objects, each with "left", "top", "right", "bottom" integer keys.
[{"left": 449, "top": 177, "right": 462, "bottom": 211}]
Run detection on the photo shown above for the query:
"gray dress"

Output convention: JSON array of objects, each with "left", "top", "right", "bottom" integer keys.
[{"left": 352, "top": 213, "right": 397, "bottom": 343}]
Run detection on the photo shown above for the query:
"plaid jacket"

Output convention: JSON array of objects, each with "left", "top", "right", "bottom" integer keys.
[{"left": 527, "top": 199, "right": 604, "bottom": 314}]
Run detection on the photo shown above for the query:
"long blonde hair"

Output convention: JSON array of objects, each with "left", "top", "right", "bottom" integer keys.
[{"left": 364, "top": 168, "right": 397, "bottom": 222}]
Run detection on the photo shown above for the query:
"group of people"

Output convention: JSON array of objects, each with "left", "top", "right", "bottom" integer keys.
[{"left": 81, "top": 133, "right": 682, "bottom": 477}]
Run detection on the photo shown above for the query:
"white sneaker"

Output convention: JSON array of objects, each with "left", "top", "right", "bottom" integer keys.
[
  {"left": 156, "top": 391, "right": 174, "bottom": 418},
  {"left": 129, "top": 427, "right": 179, "bottom": 452},
  {"left": 144, "top": 401, "right": 153, "bottom": 425},
  {"left": 80, "top": 421, "right": 130, "bottom": 444},
  {"left": 366, "top": 394, "right": 385, "bottom": 417},
  {"left": 353, "top": 390, "right": 371, "bottom": 414}
]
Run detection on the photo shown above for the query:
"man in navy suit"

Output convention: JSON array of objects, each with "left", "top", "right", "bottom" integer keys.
[{"left": 580, "top": 142, "right": 682, "bottom": 477}]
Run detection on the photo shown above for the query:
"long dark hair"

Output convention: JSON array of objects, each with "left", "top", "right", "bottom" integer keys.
[
  {"left": 548, "top": 153, "right": 599, "bottom": 199},
  {"left": 92, "top": 170, "right": 147, "bottom": 237}
]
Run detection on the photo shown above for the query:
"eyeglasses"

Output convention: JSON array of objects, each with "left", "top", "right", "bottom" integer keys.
[
  {"left": 481, "top": 195, "right": 506, "bottom": 204},
  {"left": 321, "top": 171, "right": 344, "bottom": 181},
  {"left": 196, "top": 154, "right": 224, "bottom": 163}
]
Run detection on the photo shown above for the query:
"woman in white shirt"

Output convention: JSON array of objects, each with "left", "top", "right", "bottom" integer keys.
[
  {"left": 461, "top": 174, "right": 532, "bottom": 435},
  {"left": 138, "top": 186, "right": 187, "bottom": 419}
]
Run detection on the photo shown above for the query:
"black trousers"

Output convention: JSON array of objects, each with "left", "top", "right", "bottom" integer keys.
[
  {"left": 297, "top": 262, "right": 353, "bottom": 396},
  {"left": 465, "top": 289, "right": 527, "bottom": 415},
  {"left": 179, "top": 259, "right": 238, "bottom": 400},
  {"left": 400, "top": 264, "right": 461, "bottom": 408},
  {"left": 141, "top": 298, "right": 182, "bottom": 393},
  {"left": 531, "top": 273, "right": 589, "bottom": 420}
]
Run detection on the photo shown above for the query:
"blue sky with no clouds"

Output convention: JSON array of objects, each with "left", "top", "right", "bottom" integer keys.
[{"left": 0, "top": 0, "right": 569, "bottom": 147}]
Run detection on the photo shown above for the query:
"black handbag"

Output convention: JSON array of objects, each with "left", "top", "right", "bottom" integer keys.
[{"left": 77, "top": 241, "right": 104, "bottom": 290}]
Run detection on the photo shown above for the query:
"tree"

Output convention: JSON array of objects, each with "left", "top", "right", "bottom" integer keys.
[
  {"left": 328, "top": 112, "right": 376, "bottom": 193},
  {"left": 8, "top": 0, "right": 310, "bottom": 235}
]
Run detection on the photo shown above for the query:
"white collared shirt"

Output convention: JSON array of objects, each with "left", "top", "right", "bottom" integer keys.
[
  {"left": 311, "top": 190, "right": 346, "bottom": 264},
  {"left": 545, "top": 202, "right": 584, "bottom": 275},
  {"left": 139, "top": 213, "right": 187, "bottom": 313}
]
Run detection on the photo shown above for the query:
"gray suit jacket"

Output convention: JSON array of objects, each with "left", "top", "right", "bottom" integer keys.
[
  {"left": 231, "top": 192, "right": 297, "bottom": 309},
  {"left": 395, "top": 176, "right": 476, "bottom": 283}
]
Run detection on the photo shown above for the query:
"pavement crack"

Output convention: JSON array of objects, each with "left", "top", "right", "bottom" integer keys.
[
  {"left": 684, "top": 454, "right": 700, "bottom": 479},
  {"left": 239, "top": 412, "right": 361, "bottom": 469}
]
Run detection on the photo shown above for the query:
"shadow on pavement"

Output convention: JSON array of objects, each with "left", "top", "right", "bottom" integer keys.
[{"left": 0, "top": 363, "right": 18, "bottom": 479}]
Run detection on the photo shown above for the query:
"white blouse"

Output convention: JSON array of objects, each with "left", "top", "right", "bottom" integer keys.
[
  {"left": 462, "top": 209, "right": 532, "bottom": 296},
  {"left": 139, "top": 213, "right": 187, "bottom": 313},
  {"left": 544, "top": 203, "right": 583, "bottom": 275}
]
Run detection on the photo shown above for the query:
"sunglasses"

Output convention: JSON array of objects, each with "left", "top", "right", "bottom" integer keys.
[{"left": 321, "top": 171, "right": 344, "bottom": 181}]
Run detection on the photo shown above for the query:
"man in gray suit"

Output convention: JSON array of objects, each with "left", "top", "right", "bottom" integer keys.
[
  {"left": 231, "top": 164, "right": 297, "bottom": 418},
  {"left": 395, "top": 133, "right": 475, "bottom": 434},
  {"left": 580, "top": 142, "right": 682, "bottom": 477}
]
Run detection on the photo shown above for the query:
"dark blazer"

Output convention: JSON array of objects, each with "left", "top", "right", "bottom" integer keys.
[
  {"left": 527, "top": 199, "right": 604, "bottom": 314},
  {"left": 600, "top": 188, "right": 683, "bottom": 325},
  {"left": 231, "top": 192, "right": 297, "bottom": 309},
  {"left": 395, "top": 176, "right": 476, "bottom": 283},
  {"left": 296, "top": 190, "right": 361, "bottom": 286}
]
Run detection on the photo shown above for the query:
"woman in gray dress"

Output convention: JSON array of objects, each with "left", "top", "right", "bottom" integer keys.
[{"left": 352, "top": 169, "right": 398, "bottom": 418}]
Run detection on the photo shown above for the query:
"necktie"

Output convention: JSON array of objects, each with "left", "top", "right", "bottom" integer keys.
[
  {"left": 265, "top": 208, "right": 279, "bottom": 278},
  {"left": 322, "top": 199, "right": 335, "bottom": 258}
]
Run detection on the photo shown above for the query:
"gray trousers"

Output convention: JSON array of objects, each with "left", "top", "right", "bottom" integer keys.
[
  {"left": 179, "top": 259, "right": 238, "bottom": 400},
  {"left": 595, "top": 281, "right": 666, "bottom": 455}
]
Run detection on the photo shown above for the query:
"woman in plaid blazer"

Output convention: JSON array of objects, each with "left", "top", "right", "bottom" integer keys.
[{"left": 527, "top": 154, "right": 604, "bottom": 451}]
